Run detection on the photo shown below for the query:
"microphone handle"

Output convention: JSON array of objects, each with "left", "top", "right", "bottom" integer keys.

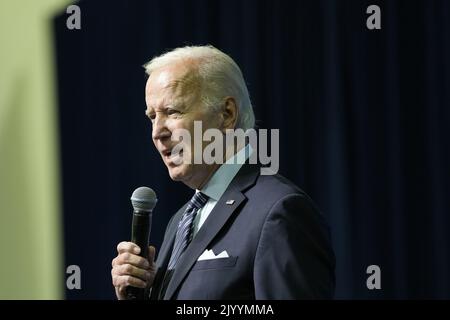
[{"left": 126, "top": 211, "right": 151, "bottom": 300}]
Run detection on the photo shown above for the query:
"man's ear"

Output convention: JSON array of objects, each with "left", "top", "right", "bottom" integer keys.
[{"left": 221, "top": 97, "right": 238, "bottom": 131}]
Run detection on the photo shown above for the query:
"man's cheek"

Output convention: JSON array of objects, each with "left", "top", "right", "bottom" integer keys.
[{"left": 183, "top": 144, "right": 193, "bottom": 165}]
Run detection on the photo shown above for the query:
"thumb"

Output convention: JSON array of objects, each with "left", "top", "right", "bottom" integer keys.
[{"left": 148, "top": 245, "right": 156, "bottom": 263}]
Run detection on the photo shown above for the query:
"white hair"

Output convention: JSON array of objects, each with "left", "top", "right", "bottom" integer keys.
[{"left": 144, "top": 45, "right": 255, "bottom": 130}]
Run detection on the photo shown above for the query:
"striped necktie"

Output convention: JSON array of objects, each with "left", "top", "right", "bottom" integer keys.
[
  {"left": 167, "top": 191, "right": 209, "bottom": 270},
  {"left": 158, "top": 192, "right": 209, "bottom": 299}
]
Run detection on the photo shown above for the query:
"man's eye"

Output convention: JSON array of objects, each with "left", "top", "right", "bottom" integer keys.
[
  {"left": 148, "top": 114, "right": 156, "bottom": 121},
  {"left": 168, "top": 109, "right": 181, "bottom": 116}
]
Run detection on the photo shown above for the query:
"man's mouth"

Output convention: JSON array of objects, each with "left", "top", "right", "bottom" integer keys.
[{"left": 161, "top": 148, "right": 183, "bottom": 159}]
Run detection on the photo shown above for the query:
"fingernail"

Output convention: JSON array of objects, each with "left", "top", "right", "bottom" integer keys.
[{"left": 133, "top": 247, "right": 140, "bottom": 254}]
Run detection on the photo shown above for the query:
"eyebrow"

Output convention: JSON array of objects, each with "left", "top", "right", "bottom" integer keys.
[{"left": 145, "top": 102, "right": 186, "bottom": 114}]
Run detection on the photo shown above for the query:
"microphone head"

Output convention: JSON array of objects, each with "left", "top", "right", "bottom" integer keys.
[{"left": 131, "top": 187, "right": 157, "bottom": 213}]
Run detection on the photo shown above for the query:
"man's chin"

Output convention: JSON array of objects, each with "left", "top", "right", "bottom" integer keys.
[{"left": 167, "top": 166, "right": 187, "bottom": 182}]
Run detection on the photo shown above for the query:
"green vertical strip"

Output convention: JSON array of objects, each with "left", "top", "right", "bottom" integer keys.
[{"left": 0, "top": 0, "right": 69, "bottom": 299}]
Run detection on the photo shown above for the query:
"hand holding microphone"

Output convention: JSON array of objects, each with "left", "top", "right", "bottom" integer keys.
[{"left": 111, "top": 187, "right": 158, "bottom": 300}]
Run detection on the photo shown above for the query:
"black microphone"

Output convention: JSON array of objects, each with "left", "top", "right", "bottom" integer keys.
[{"left": 126, "top": 186, "right": 158, "bottom": 300}]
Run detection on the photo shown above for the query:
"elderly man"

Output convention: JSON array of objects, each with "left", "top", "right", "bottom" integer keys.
[{"left": 111, "top": 45, "right": 335, "bottom": 299}]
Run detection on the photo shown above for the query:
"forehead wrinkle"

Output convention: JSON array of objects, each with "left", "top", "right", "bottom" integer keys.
[
  {"left": 165, "top": 70, "right": 201, "bottom": 96},
  {"left": 161, "top": 77, "right": 201, "bottom": 112},
  {"left": 146, "top": 89, "right": 190, "bottom": 113},
  {"left": 146, "top": 61, "right": 203, "bottom": 111}
]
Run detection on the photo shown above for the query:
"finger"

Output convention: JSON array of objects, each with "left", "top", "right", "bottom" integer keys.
[
  {"left": 118, "top": 264, "right": 152, "bottom": 282},
  {"left": 115, "top": 275, "right": 147, "bottom": 289},
  {"left": 117, "top": 241, "right": 140, "bottom": 255},
  {"left": 148, "top": 245, "right": 156, "bottom": 262},
  {"left": 116, "top": 286, "right": 127, "bottom": 300},
  {"left": 117, "top": 252, "right": 150, "bottom": 269}
]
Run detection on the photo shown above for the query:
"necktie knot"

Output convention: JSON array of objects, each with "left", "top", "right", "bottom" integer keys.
[{"left": 188, "top": 192, "right": 209, "bottom": 210}]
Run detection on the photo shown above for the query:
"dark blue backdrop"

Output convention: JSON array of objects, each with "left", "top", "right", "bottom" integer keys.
[{"left": 54, "top": 0, "right": 450, "bottom": 299}]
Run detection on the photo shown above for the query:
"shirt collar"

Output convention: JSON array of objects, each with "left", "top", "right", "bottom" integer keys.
[{"left": 197, "top": 144, "right": 253, "bottom": 201}]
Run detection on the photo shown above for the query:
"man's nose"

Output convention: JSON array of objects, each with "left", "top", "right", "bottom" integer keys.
[{"left": 152, "top": 116, "right": 171, "bottom": 140}]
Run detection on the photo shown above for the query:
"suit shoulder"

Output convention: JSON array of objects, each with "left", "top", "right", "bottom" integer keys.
[
  {"left": 245, "top": 171, "right": 320, "bottom": 215},
  {"left": 254, "top": 172, "right": 307, "bottom": 198}
]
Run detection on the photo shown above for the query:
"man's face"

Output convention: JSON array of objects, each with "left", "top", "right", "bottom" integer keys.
[{"left": 145, "top": 62, "right": 222, "bottom": 189}]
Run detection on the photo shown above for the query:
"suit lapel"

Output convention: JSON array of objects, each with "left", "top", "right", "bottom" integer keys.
[
  {"left": 150, "top": 203, "right": 188, "bottom": 299},
  {"left": 156, "top": 203, "right": 188, "bottom": 267},
  {"left": 164, "top": 164, "right": 260, "bottom": 299}
]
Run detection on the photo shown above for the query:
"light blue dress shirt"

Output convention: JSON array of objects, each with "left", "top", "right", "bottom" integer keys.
[{"left": 192, "top": 144, "right": 252, "bottom": 237}]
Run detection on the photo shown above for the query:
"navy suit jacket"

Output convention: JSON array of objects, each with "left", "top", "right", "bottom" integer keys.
[{"left": 150, "top": 164, "right": 335, "bottom": 299}]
